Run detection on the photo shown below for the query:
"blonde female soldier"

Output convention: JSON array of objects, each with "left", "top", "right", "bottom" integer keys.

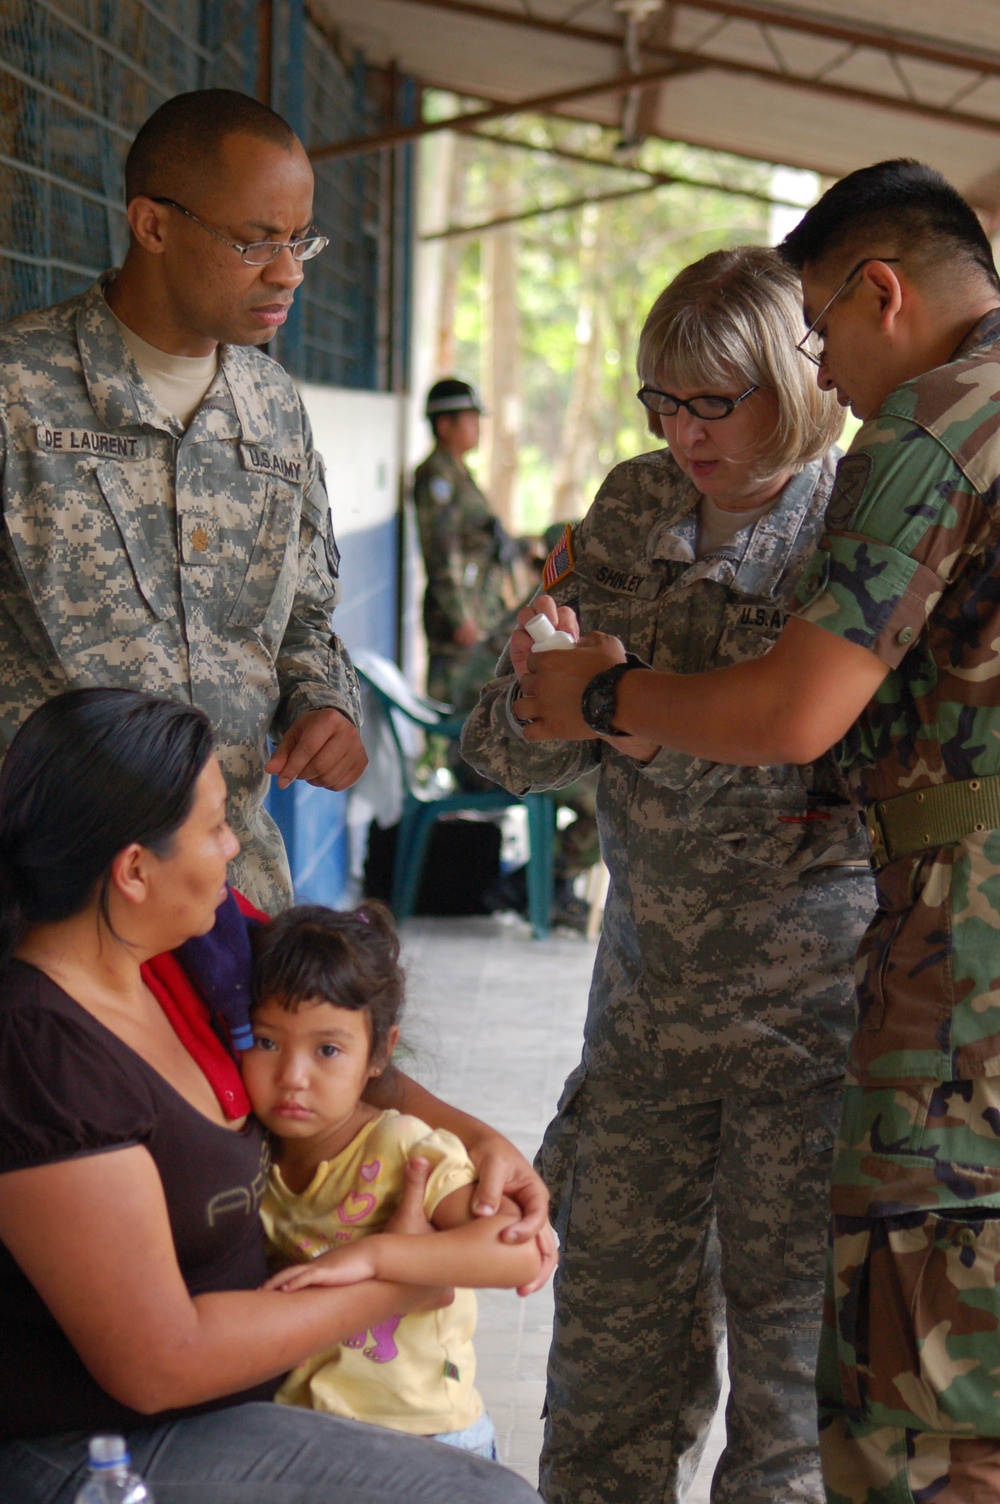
[{"left": 462, "top": 247, "right": 874, "bottom": 1504}]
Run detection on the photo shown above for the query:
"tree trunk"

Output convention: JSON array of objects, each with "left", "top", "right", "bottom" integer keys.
[
  {"left": 551, "top": 202, "right": 608, "bottom": 523},
  {"left": 483, "top": 157, "right": 521, "bottom": 534}
]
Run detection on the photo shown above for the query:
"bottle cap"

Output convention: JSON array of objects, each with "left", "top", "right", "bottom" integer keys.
[
  {"left": 525, "top": 612, "right": 555, "bottom": 643},
  {"left": 88, "top": 1435, "right": 130, "bottom": 1468}
]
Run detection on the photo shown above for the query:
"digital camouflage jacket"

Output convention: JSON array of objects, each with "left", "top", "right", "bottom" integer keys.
[
  {"left": 463, "top": 449, "right": 871, "bottom": 1097},
  {"left": 0, "top": 276, "right": 361, "bottom": 912}
]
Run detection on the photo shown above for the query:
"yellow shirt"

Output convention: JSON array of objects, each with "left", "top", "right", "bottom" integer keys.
[{"left": 261, "top": 1110, "right": 483, "bottom": 1435}]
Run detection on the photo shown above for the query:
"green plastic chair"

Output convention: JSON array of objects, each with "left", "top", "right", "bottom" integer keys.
[{"left": 353, "top": 651, "right": 555, "bottom": 938}]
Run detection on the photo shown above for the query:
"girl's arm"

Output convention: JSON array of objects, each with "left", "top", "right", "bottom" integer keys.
[
  {"left": 264, "top": 1183, "right": 544, "bottom": 1294},
  {"left": 0, "top": 1147, "right": 445, "bottom": 1416}
]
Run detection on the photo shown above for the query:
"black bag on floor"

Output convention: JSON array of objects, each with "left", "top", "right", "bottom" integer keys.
[{"left": 364, "top": 817, "right": 502, "bottom": 916}]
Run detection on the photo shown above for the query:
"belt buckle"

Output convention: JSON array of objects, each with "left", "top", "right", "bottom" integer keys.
[{"left": 865, "top": 802, "right": 888, "bottom": 872}]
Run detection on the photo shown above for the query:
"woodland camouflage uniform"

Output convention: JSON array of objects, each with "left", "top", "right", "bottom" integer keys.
[
  {"left": 0, "top": 276, "right": 360, "bottom": 913},
  {"left": 792, "top": 308, "right": 1000, "bottom": 1502},
  {"left": 413, "top": 444, "right": 508, "bottom": 705},
  {"left": 462, "top": 448, "right": 874, "bottom": 1504}
]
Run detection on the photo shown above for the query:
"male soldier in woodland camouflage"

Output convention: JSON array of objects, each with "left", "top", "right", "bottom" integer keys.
[
  {"left": 516, "top": 160, "right": 1000, "bottom": 1501},
  {"left": 413, "top": 378, "right": 511, "bottom": 704},
  {"left": 0, "top": 90, "right": 366, "bottom": 912},
  {"left": 464, "top": 247, "right": 873, "bottom": 1504}
]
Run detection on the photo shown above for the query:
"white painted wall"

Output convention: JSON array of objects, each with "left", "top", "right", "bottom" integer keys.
[
  {"left": 296, "top": 382, "right": 427, "bottom": 686},
  {"left": 296, "top": 383, "right": 403, "bottom": 538}
]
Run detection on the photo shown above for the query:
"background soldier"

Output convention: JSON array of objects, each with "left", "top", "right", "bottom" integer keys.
[
  {"left": 413, "top": 378, "right": 512, "bottom": 705},
  {"left": 0, "top": 89, "right": 366, "bottom": 912}
]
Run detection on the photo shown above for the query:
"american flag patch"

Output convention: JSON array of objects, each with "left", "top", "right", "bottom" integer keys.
[{"left": 542, "top": 524, "right": 575, "bottom": 590}]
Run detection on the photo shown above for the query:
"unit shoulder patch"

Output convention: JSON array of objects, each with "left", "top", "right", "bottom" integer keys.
[{"left": 825, "top": 453, "right": 874, "bottom": 533}]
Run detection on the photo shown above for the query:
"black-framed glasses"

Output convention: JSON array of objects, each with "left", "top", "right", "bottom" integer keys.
[
  {"left": 150, "top": 197, "right": 328, "bottom": 265},
  {"left": 636, "top": 383, "right": 758, "bottom": 420},
  {"left": 795, "top": 256, "right": 902, "bottom": 365}
]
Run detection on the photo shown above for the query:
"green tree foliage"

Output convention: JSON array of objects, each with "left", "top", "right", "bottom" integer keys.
[{"left": 426, "top": 103, "right": 775, "bottom": 532}]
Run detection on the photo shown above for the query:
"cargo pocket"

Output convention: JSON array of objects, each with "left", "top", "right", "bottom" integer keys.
[{"left": 859, "top": 1210, "right": 1000, "bottom": 1435}]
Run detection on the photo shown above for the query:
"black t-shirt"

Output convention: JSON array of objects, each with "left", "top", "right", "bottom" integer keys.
[{"left": 0, "top": 960, "right": 277, "bottom": 1438}]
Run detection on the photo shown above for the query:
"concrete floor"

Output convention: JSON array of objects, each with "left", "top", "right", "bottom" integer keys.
[{"left": 399, "top": 913, "right": 726, "bottom": 1499}]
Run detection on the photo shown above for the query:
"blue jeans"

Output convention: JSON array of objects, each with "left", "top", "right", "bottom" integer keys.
[
  {"left": 430, "top": 1407, "right": 500, "bottom": 1460},
  {"left": 0, "top": 1402, "right": 538, "bottom": 1503}
]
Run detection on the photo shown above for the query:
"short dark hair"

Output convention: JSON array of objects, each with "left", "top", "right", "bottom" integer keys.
[
  {"left": 125, "top": 89, "right": 298, "bottom": 203},
  {"left": 779, "top": 159, "right": 1000, "bottom": 292},
  {"left": 0, "top": 689, "right": 214, "bottom": 965},
  {"left": 250, "top": 902, "right": 404, "bottom": 1064}
]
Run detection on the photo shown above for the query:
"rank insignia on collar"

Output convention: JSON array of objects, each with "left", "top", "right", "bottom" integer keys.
[{"left": 542, "top": 523, "right": 575, "bottom": 590}]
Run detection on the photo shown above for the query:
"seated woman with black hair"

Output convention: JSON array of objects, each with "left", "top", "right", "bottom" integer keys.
[{"left": 0, "top": 686, "right": 551, "bottom": 1504}]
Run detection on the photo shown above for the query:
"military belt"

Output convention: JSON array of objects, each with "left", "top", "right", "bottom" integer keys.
[{"left": 865, "top": 774, "right": 1000, "bottom": 871}]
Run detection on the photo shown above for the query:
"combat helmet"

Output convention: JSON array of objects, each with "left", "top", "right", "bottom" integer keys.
[{"left": 425, "top": 377, "right": 487, "bottom": 418}]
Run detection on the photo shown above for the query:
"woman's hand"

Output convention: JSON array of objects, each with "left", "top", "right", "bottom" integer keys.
[
  {"left": 509, "top": 594, "right": 580, "bottom": 684},
  {"left": 363, "top": 1070, "right": 557, "bottom": 1296},
  {"left": 515, "top": 632, "right": 628, "bottom": 739}
]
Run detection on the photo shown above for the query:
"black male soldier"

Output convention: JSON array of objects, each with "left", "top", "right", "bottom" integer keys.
[
  {"left": 0, "top": 90, "right": 366, "bottom": 911},
  {"left": 513, "top": 160, "right": 1000, "bottom": 1501},
  {"left": 413, "top": 377, "right": 512, "bottom": 705}
]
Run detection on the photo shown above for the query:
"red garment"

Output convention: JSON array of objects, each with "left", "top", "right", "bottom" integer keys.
[{"left": 141, "top": 890, "right": 270, "bottom": 1121}]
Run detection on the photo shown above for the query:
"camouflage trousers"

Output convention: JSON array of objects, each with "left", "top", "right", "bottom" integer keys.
[
  {"left": 537, "top": 1068, "right": 845, "bottom": 1504},
  {"left": 818, "top": 1076, "right": 1000, "bottom": 1504}
]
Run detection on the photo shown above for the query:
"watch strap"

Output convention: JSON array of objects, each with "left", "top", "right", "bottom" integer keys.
[{"left": 580, "top": 653, "right": 646, "bottom": 736}]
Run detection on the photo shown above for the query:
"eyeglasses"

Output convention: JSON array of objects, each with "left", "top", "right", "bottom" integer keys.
[
  {"left": 795, "top": 256, "right": 901, "bottom": 365},
  {"left": 636, "top": 384, "right": 758, "bottom": 420},
  {"left": 151, "top": 197, "right": 328, "bottom": 265}
]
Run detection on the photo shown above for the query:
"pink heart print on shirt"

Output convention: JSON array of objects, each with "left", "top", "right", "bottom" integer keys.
[
  {"left": 336, "top": 1188, "right": 377, "bottom": 1224},
  {"left": 360, "top": 1160, "right": 381, "bottom": 1182}
]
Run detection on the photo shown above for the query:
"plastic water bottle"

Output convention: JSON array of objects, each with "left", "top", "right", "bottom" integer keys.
[
  {"left": 525, "top": 612, "right": 575, "bottom": 652},
  {"left": 73, "top": 1435, "right": 154, "bottom": 1503}
]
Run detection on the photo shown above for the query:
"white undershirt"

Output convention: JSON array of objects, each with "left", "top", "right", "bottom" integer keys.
[
  {"left": 109, "top": 306, "right": 219, "bottom": 428},
  {"left": 695, "top": 495, "right": 776, "bottom": 558}
]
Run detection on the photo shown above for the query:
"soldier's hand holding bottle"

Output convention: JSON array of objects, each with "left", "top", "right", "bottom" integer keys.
[{"left": 509, "top": 594, "right": 579, "bottom": 683}]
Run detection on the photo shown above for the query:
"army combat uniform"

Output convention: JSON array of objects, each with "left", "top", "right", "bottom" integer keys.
[
  {"left": 0, "top": 277, "right": 360, "bottom": 913},
  {"left": 791, "top": 309, "right": 1000, "bottom": 1502},
  {"left": 462, "top": 450, "right": 874, "bottom": 1504},
  {"left": 412, "top": 444, "right": 508, "bottom": 705}
]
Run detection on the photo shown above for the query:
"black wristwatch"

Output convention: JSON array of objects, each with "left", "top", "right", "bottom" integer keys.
[{"left": 580, "top": 654, "right": 646, "bottom": 736}]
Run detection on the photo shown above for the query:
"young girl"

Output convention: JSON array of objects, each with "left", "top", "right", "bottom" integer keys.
[{"left": 241, "top": 901, "right": 542, "bottom": 1459}]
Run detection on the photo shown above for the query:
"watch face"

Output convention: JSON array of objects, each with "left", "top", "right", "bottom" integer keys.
[{"left": 582, "top": 665, "right": 626, "bottom": 736}]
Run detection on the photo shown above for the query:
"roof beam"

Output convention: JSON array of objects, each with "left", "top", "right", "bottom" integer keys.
[
  {"left": 390, "top": 0, "right": 1000, "bottom": 80},
  {"left": 309, "top": 40, "right": 1000, "bottom": 164},
  {"left": 385, "top": 0, "right": 623, "bottom": 51},
  {"left": 309, "top": 57, "right": 702, "bottom": 160},
  {"left": 678, "top": 1, "right": 1000, "bottom": 78}
]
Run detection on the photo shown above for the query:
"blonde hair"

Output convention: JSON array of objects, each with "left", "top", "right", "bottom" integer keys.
[{"left": 636, "top": 245, "right": 842, "bottom": 473}]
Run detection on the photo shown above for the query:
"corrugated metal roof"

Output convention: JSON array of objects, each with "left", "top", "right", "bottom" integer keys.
[{"left": 310, "top": 0, "right": 1000, "bottom": 211}]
